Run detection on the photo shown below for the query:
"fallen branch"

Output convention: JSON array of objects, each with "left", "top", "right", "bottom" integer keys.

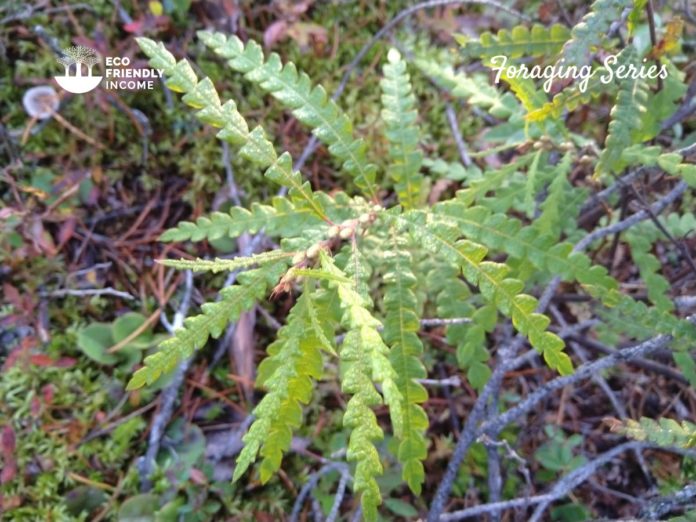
[
  {"left": 440, "top": 441, "right": 643, "bottom": 521},
  {"left": 482, "top": 335, "right": 671, "bottom": 436},
  {"left": 445, "top": 101, "right": 472, "bottom": 167},
  {"left": 39, "top": 287, "right": 135, "bottom": 300},
  {"left": 639, "top": 482, "right": 696, "bottom": 520},
  {"left": 289, "top": 462, "right": 351, "bottom": 522},
  {"left": 137, "top": 270, "right": 193, "bottom": 491}
]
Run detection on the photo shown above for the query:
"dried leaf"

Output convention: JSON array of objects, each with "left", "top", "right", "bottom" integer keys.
[
  {"left": 1, "top": 426, "right": 17, "bottom": 484},
  {"left": 264, "top": 20, "right": 289, "bottom": 49},
  {"left": 232, "top": 309, "right": 256, "bottom": 400},
  {"left": 648, "top": 17, "right": 684, "bottom": 59}
]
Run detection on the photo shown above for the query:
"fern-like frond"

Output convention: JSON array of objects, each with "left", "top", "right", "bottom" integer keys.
[
  {"left": 412, "top": 57, "right": 519, "bottom": 119},
  {"left": 595, "top": 48, "right": 649, "bottom": 177},
  {"left": 320, "top": 251, "right": 402, "bottom": 521},
  {"left": 382, "top": 232, "right": 428, "bottom": 494},
  {"left": 588, "top": 286, "right": 696, "bottom": 349},
  {"left": 426, "top": 260, "right": 492, "bottom": 389},
  {"left": 380, "top": 49, "right": 424, "bottom": 210},
  {"left": 455, "top": 154, "right": 535, "bottom": 207},
  {"left": 525, "top": 67, "right": 615, "bottom": 123},
  {"left": 197, "top": 31, "right": 379, "bottom": 200},
  {"left": 400, "top": 212, "right": 573, "bottom": 375},
  {"left": 622, "top": 145, "right": 696, "bottom": 187},
  {"left": 561, "top": 0, "right": 633, "bottom": 66},
  {"left": 533, "top": 153, "right": 576, "bottom": 237},
  {"left": 499, "top": 73, "right": 549, "bottom": 114},
  {"left": 160, "top": 192, "right": 357, "bottom": 243},
  {"left": 456, "top": 24, "right": 570, "bottom": 59},
  {"left": 588, "top": 285, "right": 696, "bottom": 386},
  {"left": 160, "top": 198, "right": 315, "bottom": 243},
  {"left": 433, "top": 203, "right": 618, "bottom": 292},
  {"left": 636, "top": 63, "right": 687, "bottom": 140},
  {"left": 625, "top": 231, "right": 673, "bottom": 312},
  {"left": 607, "top": 417, "right": 696, "bottom": 448},
  {"left": 135, "top": 38, "right": 331, "bottom": 224},
  {"left": 158, "top": 250, "right": 294, "bottom": 273},
  {"left": 234, "top": 286, "right": 333, "bottom": 482},
  {"left": 527, "top": 45, "right": 641, "bottom": 125},
  {"left": 126, "top": 262, "right": 287, "bottom": 389},
  {"left": 423, "top": 157, "right": 472, "bottom": 182}
]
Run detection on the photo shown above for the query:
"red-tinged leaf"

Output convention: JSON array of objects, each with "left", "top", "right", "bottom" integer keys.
[
  {"left": 123, "top": 19, "right": 144, "bottom": 33},
  {"left": 30, "top": 354, "right": 56, "bottom": 367},
  {"left": 1, "top": 426, "right": 17, "bottom": 484},
  {"left": 27, "top": 217, "right": 56, "bottom": 256},
  {"left": 2, "top": 349, "right": 22, "bottom": 370},
  {"left": 0, "top": 495, "right": 21, "bottom": 511},
  {"left": 31, "top": 397, "right": 41, "bottom": 417},
  {"left": 264, "top": 20, "right": 288, "bottom": 48},
  {"left": 55, "top": 357, "right": 77, "bottom": 368},
  {"left": 58, "top": 217, "right": 77, "bottom": 247},
  {"left": 42, "top": 385, "right": 55, "bottom": 405},
  {"left": 3, "top": 284, "right": 21, "bottom": 308},
  {"left": 2, "top": 337, "right": 36, "bottom": 370},
  {"left": 28, "top": 354, "right": 76, "bottom": 368},
  {"left": 221, "top": 0, "right": 238, "bottom": 16},
  {"left": 189, "top": 467, "right": 207, "bottom": 485},
  {"left": 648, "top": 18, "right": 684, "bottom": 59}
]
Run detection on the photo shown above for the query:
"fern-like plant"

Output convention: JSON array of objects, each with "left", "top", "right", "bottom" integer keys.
[{"left": 130, "top": 11, "right": 696, "bottom": 516}]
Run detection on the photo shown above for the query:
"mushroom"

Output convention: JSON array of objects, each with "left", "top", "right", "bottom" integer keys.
[{"left": 22, "top": 85, "right": 59, "bottom": 120}]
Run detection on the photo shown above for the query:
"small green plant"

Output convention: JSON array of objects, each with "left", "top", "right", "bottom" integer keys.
[
  {"left": 607, "top": 417, "right": 696, "bottom": 448},
  {"left": 535, "top": 426, "right": 587, "bottom": 479},
  {"left": 129, "top": 4, "right": 696, "bottom": 515},
  {"left": 77, "top": 312, "right": 164, "bottom": 369}
]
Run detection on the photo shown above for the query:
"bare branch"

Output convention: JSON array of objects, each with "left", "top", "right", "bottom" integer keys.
[
  {"left": 440, "top": 441, "right": 642, "bottom": 521},
  {"left": 445, "top": 102, "right": 472, "bottom": 167},
  {"left": 289, "top": 462, "right": 351, "bottom": 522},
  {"left": 640, "top": 482, "right": 696, "bottom": 520},
  {"left": 429, "top": 328, "right": 674, "bottom": 521},
  {"left": 138, "top": 270, "right": 194, "bottom": 491},
  {"left": 574, "top": 181, "right": 688, "bottom": 252},
  {"left": 481, "top": 334, "right": 672, "bottom": 437},
  {"left": 39, "top": 287, "right": 135, "bottom": 300}
]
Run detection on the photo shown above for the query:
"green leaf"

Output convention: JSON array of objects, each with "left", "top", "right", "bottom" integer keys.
[
  {"left": 382, "top": 232, "right": 428, "bottom": 494},
  {"left": 432, "top": 203, "right": 617, "bottom": 295},
  {"left": 319, "top": 252, "right": 405, "bottom": 520},
  {"left": 400, "top": 211, "right": 574, "bottom": 375},
  {"left": 234, "top": 286, "right": 335, "bottom": 483},
  {"left": 118, "top": 494, "right": 158, "bottom": 522},
  {"left": 199, "top": 31, "right": 379, "bottom": 200},
  {"left": 610, "top": 417, "right": 696, "bottom": 448},
  {"left": 159, "top": 250, "right": 293, "bottom": 274},
  {"left": 127, "top": 262, "right": 287, "bottom": 390},
  {"left": 112, "top": 312, "right": 154, "bottom": 350},
  {"left": 384, "top": 498, "right": 419, "bottom": 517},
  {"left": 77, "top": 323, "right": 118, "bottom": 365},
  {"left": 595, "top": 48, "right": 649, "bottom": 177},
  {"left": 381, "top": 49, "right": 424, "bottom": 210},
  {"left": 457, "top": 24, "right": 570, "bottom": 59},
  {"left": 561, "top": 0, "right": 634, "bottom": 66},
  {"left": 412, "top": 56, "right": 518, "bottom": 119}
]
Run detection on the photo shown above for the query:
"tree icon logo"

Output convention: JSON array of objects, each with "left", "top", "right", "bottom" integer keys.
[{"left": 54, "top": 46, "right": 103, "bottom": 94}]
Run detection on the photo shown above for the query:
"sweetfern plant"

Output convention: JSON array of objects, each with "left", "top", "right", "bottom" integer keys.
[{"left": 130, "top": 5, "right": 696, "bottom": 516}]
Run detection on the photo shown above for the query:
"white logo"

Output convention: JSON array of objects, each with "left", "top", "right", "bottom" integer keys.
[{"left": 54, "top": 46, "right": 103, "bottom": 94}]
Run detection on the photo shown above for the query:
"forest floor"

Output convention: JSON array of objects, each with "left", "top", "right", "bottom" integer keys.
[{"left": 1, "top": 1, "right": 696, "bottom": 521}]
